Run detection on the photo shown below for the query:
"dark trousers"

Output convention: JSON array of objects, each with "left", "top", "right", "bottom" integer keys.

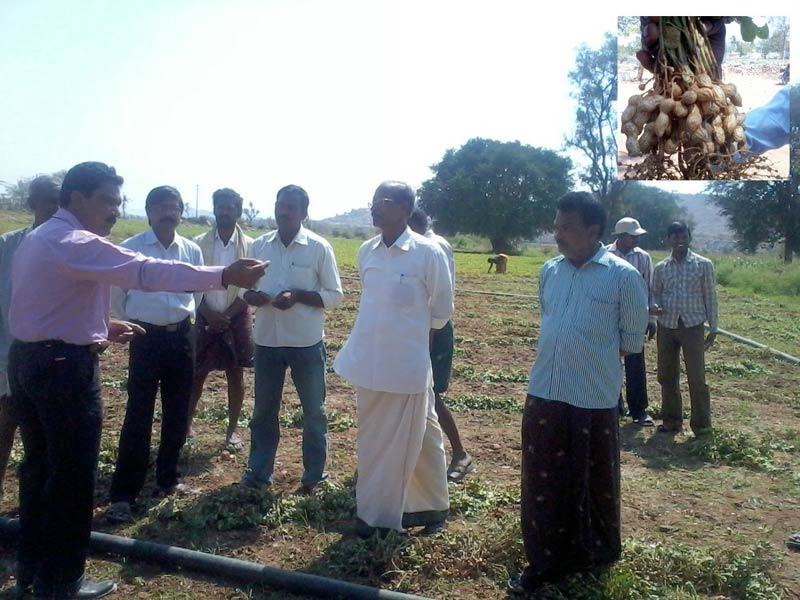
[
  {"left": 620, "top": 351, "right": 649, "bottom": 417},
  {"left": 8, "top": 340, "right": 102, "bottom": 588},
  {"left": 656, "top": 322, "right": 711, "bottom": 433},
  {"left": 521, "top": 396, "right": 621, "bottom": 586},
  {"left": 110, "top": 321, "right": 194, "bottom": 502}
]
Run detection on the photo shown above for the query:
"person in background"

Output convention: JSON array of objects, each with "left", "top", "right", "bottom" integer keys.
[
  {"left": 188, "top": 188, "right": 254, "bottom": 452},
  {"left": 607, "top": 217, "right": 656, "bottom": 426},
  {"left": 408, "top": 207, "right": 474, "bottom": 482},
  {"left": 0, "top": 175, "right": 60, "bottom": 497},
  {"left": 651, "top": 221, "right": 718, "bottom": 436}
]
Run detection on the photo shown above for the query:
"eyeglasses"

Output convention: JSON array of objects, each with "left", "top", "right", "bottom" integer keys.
[
  {"left": 151, "top": 203, "right": 183, "bottom": 213},
  {"left": 370, "top": 197, "right": 399, "bottom": 208}
]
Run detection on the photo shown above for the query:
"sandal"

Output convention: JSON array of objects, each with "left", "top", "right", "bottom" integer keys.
[
  {"left": 225, "top": 431, "right": 244, "bottom": 452},
  {"left": 657, "top": 424, "right": 681, "bottom": 434},
  {"left": 788, "top": 532, "right": 800, "bottom": 552},
  {"left": 447, "top": 455, "right": 476, "bottom": 483}
]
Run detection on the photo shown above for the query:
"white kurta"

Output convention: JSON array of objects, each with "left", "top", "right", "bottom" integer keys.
[{"left": 334, "top": 227, "right": 454, "bottom": 530}]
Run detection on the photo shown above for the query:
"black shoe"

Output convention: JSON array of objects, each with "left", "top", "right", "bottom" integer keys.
[
  {"left": 34, "top": 578, "right": 117, "bottom": 599},
  {"left": 419, "top": 520, "right": 447, "bottom": 536}
]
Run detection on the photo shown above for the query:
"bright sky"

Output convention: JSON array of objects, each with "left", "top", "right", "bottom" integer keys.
[
  {"left": 0, "top": 2, "right": 794, "bottom": 219},
  {"left": 0, "top": 1, "right": 616, "bottom": 219}
]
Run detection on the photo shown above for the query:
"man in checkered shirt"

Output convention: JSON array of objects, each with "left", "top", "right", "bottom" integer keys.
[{"left": 651, "top": 221, "right": 719, "bottom": 436}]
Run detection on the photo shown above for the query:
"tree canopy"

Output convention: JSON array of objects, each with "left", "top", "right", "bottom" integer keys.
[
  {"left": 707, "top": 180, "right": 799, "bottom": 263},
  {"left": 603, "top": 181, "right": 689, "bottom": 249},
  {"left": 418, "top": 138, "right": 572, "bottom": 254},
  {"left": 564, "top": 32, "right": 617, "bottom": 206}
]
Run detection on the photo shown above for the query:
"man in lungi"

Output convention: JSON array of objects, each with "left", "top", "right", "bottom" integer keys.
[
  {"left": 188, "top": 188, "right": 254, "bottom": 451},
  {"left": 407, "top": 208, "right": 474, "bottom": 483},
  {"left": 509, "top": 192, "right": 648, "bottom": 595},
  {"left": 334, "top": 181, "right": 453, "bottom": 537}
]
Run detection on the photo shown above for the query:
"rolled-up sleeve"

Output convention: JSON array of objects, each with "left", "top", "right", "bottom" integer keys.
[
  {"left": 317, "top": 244, "right": 344, "bottom": 310},
  {"left": 619, "top": 269, "right": 649, "bottom": 354},
  {"left": 427, "top": 245, "right": 454, "bottom": 330}
]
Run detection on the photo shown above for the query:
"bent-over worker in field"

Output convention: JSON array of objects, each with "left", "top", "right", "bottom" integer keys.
[
  {"left": 651, "top": 221, "right": 719, "bottom": 436},
  {"left": 240, "top": 184, "right": 343, "bottom": 494},
  {"left": 107, "top": 186, "right": 207, "bottom": 524},
  {"left": 7, "top": 161, "right": 267, "bottom": 600},
  {"left": 0, "top": 175, "right": 60, "bottom": 498},
  {"left": 334, "top": 181, "right": 453, "bottom": 537},
  {"left": 607, "top": 217, "right": 656, "bottom": 426},
  {"left": 509, "top": 192, "right": 648, "bottom": 596},
  {"left": 487, "top": 253, "right": 508, "bottom": 273},
  {"left": 188, "top": 187, "right": 255, "bottom": 452},
  {"left": 408, "top": 207, "right": 474, "bottom": 483}
]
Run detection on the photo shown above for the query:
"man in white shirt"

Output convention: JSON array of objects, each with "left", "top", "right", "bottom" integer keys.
[
  {"left": 606, "top": 217, "right": 656, "bottom": 426},
  {"left": 334, "top": 181, "right": 454, "bottom": 537},
  {"left": 240, "top": 185, "right": 343, "bottom": 494},
  {"left": 107, "top": 186, "right": 205, "bottom": 523},
  {"left": 188, "top": 188, "right": 254, "bottom": 451},
  {"left": 408, "top": 208, "right": 474, "bottom": 483}
]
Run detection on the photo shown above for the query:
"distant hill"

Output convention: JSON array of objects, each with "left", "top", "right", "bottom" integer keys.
[
  {"left": 319, "top": 207, "right": 372, "bottom": 228},
  {"left": 673, "top": 193, "right": 736, "bottom": 252}
]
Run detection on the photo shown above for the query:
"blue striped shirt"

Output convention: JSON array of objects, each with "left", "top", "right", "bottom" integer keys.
[{"left": 528, "top": 245, "right": 649, "bottom": 409}]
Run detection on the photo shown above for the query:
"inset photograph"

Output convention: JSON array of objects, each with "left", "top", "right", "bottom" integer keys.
[{"left": 617, "top": 17, "right": 790, "bottom": 180}]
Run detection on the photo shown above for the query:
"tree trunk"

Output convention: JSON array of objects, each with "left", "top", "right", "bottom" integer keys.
[
  {"left": 784, "top": 239, "right": 793, "bottom": 263},
  {"left": 489, "top": 238, "right": 514, "bottom": 255}
]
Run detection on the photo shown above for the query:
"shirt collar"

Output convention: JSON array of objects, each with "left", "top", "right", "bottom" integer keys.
[
  {"left": 144, "top": 227, "right": 178, "bottom": 249},
  {"left": 369, "top": 226, "right": 414, "bottom": 251},
  {"left": 215, "top": 226, "right": 238, "bottom": 247},
  {"left": 667, "top": 249, "right": 696, "bottom": 264},
  {"left": 266, "top": 225, "right": 308, "bottom": 247},
  {"left": 54, "top": 208, "right": 85, "bottom": 230}
]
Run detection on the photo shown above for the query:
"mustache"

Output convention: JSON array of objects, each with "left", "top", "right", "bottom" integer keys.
[{"left": 159, "top": 216, "right": 178, "bottom": 224}]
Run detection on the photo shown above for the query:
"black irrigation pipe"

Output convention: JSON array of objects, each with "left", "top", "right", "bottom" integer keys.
[
  {"left": 340, "top": 277, "right": 800, "bottom": 365},
  {"left": 0, "top": 518, "right": 433, "bottom": 600}
]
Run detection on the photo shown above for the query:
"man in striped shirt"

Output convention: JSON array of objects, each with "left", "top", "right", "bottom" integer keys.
[
  {"left": 651, "top": 222, "right": 719, "bottom": 435},
  {"left": 607, "top": 217, "right": 657, "bottom": 425},
  {"left": 510, "top": 192, "right": 648, "bottom": 596}
]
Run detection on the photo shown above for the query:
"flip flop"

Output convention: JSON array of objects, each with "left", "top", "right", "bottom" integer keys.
[
  {"left": 225, "top": 431, "right": 244, "bottom": 452},
  {"left": 447, "top": 456, "right": 476, "bottom": 483},
  {"left": 787, "top": 532, "right": 800, "bottom": 552}
]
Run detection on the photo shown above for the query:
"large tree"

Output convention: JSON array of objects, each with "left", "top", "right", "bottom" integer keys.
[
  {"left": 707, "top": 180, "right": 799, "bottom": 263},
  {"left": 564, "top": 32, "right": 617, "bottom": 206},
  {"left": 418, "top": 138, "right": 572, "bottom": 253}
]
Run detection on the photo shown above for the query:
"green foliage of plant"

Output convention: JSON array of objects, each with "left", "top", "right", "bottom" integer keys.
[
  {"left": 279, "top": 408, "right": 355, "bottom": 432},
  {"left": 151, "top": 481, "right": 356, "bottom": 532},
  {"left": 195, "top": 404, "right": 252, "bottom": 429},
  {"left": 452, "top": 365, "right": 528, "bottom": 383},
  {"left": 688, "top": 428, "right": 795, "bottom": 472},
  {"left": 448, "top": 478, "right": 519, "bottom": 517},
  {"left": 446, "top": 394, "right": 523, "bottom": 412},
  {"left": 706, "top": 359, "right": 769, "bottom": 377}
]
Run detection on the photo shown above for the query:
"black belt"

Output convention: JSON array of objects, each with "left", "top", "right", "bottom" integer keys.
[
  {"left": 132, "top": 317, "right": 191, "bottom": 333},
  {"left": 16, "top": 339, "right": 104, "bottom": 355}
]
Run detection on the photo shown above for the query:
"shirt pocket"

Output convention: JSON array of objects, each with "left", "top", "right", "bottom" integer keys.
[
  {"left": 288, "top": 264, "right": 317, "bottom": 290},
  {"left": 572, "top": 297, "right": 618, "bottom": 346},
  {"left": 390, "top": 274, "right": 426, "bottom": 308}
]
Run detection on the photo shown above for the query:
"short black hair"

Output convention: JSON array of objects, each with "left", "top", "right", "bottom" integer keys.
[
  {"left": 59, "top": 162, "right": 124, "bottom": 207},
  {"left": 408, "top": 207, "right": 429, "bottom": 234},
  {"left": 666, "top": 221, "right": 692, "bottom": 238},
  {"left": 557, "top": 191, "right": 606, "bottom": 238},
  {"left": 374, "top": 181, "right": 415, "bottom": 213},
  {"left": 276, "top": 185, "right": 309, "bottom": 212},
  {"left": 212, "top": 188, "right": 243, "bottom": 207},
  {"left": 145, "top": 185, "right": 183, "bottom": 212}
]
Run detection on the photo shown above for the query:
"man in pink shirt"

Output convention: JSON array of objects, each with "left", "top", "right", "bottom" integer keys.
[{"left": 7, "top": 162, "right": 267, "bottom": 600}]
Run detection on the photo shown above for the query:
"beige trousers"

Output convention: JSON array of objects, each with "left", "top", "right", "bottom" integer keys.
[{"left": 355, "top": 386, "right": 449, "bottom": 531}]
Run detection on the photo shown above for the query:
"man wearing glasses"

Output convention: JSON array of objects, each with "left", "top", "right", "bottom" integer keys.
[
  {"left": 334, "top": 181, "right": 454, "bottom": 537},
  {"left": 106, "top": 186, "right": 204, "bottom": 523}
]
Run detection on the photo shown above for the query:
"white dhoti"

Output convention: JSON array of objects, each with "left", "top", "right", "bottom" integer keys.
[{"left": 355, "top": 386, "right": 449, "bottom": 531}]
